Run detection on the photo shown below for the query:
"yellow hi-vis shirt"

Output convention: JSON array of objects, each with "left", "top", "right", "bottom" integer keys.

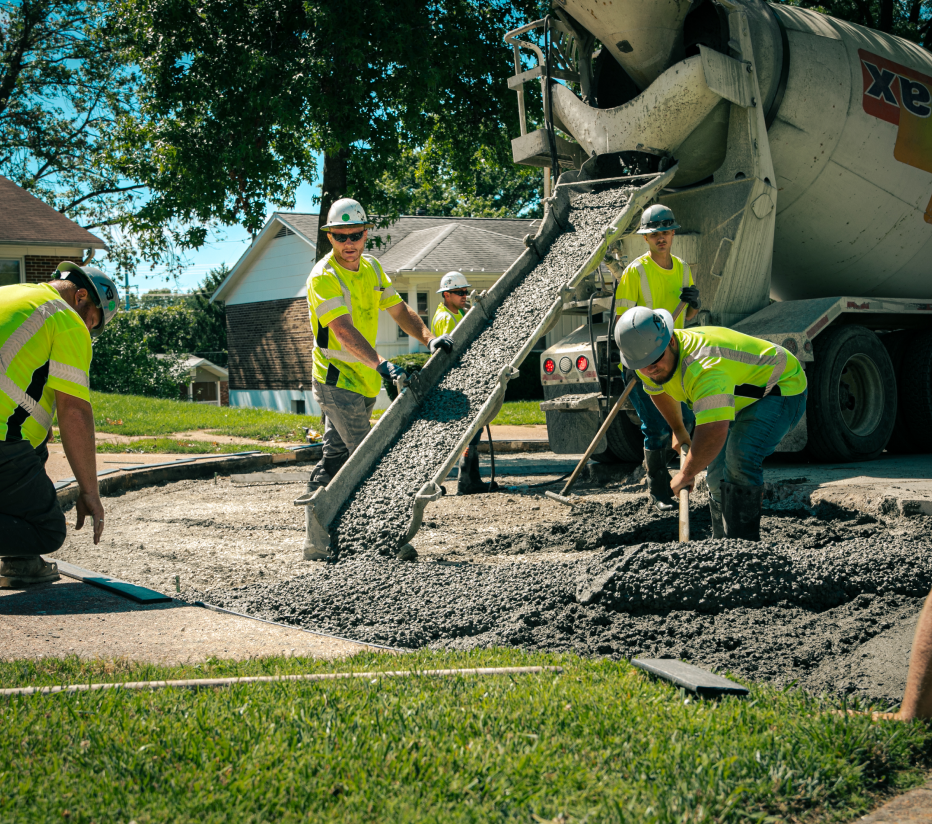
[
  {"left": 306, "top": 252, "right": 403, "bottom": 397},
  {"left": 0, "top": 283, "right": 92, "bottom": 447},
  {"left": 638, "top": 327, "right": 807, "bottom": 426},
  {"left": 431, "top": 303, "right": 464, "bottom": 337},
  {"left": 614, "top": 253, "right": 693, "bottom": 330}
]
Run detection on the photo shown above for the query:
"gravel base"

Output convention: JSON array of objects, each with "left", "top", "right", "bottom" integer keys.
[
  {"left": 331, "top": 188, "right": 634, "bottom": 558},
  {"left": 186, "top": 498, "right": 931, "bottom": 705}
]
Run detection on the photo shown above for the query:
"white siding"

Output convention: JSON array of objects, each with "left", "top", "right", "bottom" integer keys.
[
  {"left": 230, "top": 387, "right": 392, "bottom": 414},
  {"left": 225, "top": 233, "right": 315, "bottom": 306}
]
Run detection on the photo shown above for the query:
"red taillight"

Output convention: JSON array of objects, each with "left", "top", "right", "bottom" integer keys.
[
  {"left": 576, "top": 355, "right": 589, "bottom": 372},
  {"left": 543, "top": 358, "right": 556, "bottom": 374}
]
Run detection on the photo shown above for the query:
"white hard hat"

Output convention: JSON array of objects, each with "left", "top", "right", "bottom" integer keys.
[
  {"left": 637, "top": 204, "right": 681, "bottom": 234},
  {"left": 57, "top": 261, "right": 121, "bottom": 338},
  {"left": 321, "top": 198, "right": 373, "bottom": 231},
  {"left": 436, "top": 271, "right": 472, "bottom": 294},
  {"left": 614, "top": 306, "right": 674, "bottom": 369}
]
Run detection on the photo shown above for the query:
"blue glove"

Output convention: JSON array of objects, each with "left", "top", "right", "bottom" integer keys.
[
  {"left": 428, "top": 334, "right": 454, "bottom": 354},
  {"left": 376, "top": 360, "right": 407, "bottom": 381}
]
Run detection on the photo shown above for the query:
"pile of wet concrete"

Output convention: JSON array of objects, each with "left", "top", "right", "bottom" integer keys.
[
  {"left": 188, "top": 501, "right": 932, "bottom": 704},
  {"left": 330, "top": 187, "right": 634, "bottom": 558}
]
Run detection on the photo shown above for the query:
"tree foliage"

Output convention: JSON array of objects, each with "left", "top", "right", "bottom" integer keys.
[
  {"left": 89, "top": 321, "right": 186, "bottom": 398},
  {"left": 0, "top": 0, "right": 192, "bottom": 277},
  {"left": 112, "top": 0, "right": 541, "bottom": 261}
]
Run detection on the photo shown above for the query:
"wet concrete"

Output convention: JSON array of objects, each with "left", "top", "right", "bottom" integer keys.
[
  {"left": 331, "top": 188, "right": 634, "bottom": 558},
  {"left": 184, "top": 493, "right": 930, "bottom": 706}
]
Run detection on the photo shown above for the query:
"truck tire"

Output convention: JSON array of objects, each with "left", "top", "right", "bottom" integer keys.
[
  {"left": 806, "top": 325, "right": 896, "bottom": 462},
  {"left": 881, "top": 331, "right": 910, "bottom": 454},
  {"left": 896, "top": 329, "right": 932, "bottom": 453},
  {"left": 604, "top": 411, "right": 644, "bottom": 462}
]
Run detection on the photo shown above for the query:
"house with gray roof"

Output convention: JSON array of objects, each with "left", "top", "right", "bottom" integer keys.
[
  {"left": 0, "top": 175, "right": 106, "bottom": 286},
  {"left": 211, "top": 212, "right": 539, "bottom": 414}
]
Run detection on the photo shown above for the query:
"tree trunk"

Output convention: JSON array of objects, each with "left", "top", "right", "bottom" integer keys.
[
  {"left": 879, "top": 0, "right": 894, "bottom": 32},
  {"left": 315, "top": 147, "right": 350, "bottom": 262}
]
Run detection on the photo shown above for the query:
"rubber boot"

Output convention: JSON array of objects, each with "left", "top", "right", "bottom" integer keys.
[
  {"left": 644, "top": 449, "right": 675, "bottom": 512},
  {"left": 457, "top": 447, "right": 497, "bottom": 495},
  {"left": 708, "top": 498, "right": 725, "bottom": 539},
  {"left": 721, "top": 482, "right": 764, "bottom": 541},
  {"left": 0, "top": 556, "right": 59, "bottom": 588},
  {"left": 473, "top": 449, "right": 500, "bottom": 493},
  {"left": 309, "top": 454, "right": 347, "bottom": 489}
]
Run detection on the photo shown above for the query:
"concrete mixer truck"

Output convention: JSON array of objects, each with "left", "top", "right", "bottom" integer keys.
[{"left": 507, "top": 0, "right": 932, "bottom": 463}]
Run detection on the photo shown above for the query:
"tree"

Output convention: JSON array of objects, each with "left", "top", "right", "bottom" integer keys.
[
  {"left": 0, "top": 0, "right": 192, "bottom": 277},
  {"left": 112, "top": 0, "right": 541, "bottom": 262}
]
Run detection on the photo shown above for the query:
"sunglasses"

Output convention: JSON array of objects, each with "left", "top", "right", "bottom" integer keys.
[
  {"left": 447, "top": 289, "right": 469, "bottom": 296},
  {"left": 645, "top": 219, "right": 676, "bottom": 229},
  {"left": 329, "top": 229, "right": 365, "bottom": 244}
]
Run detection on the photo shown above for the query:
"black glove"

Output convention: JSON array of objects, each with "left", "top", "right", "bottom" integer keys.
[
  {"left": 680, "top": 286, "right": 701, "bottom": 310},
  {"left": 376, "top": 360, "right": 407, "bottom": 381},
  {"left": 428, "top": 334, "right": 454, "bottom": 355}
]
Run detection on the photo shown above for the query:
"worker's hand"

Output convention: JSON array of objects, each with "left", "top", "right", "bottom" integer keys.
[
  {"left": 679, "top": 286, "right": 701, "bottom": 310},
  {"left": 428, "top": 334, "right": 454, "bottom": 355},
  {"left": 376, "top": 360, "right": 407, "bottom": 382},
  {"left": 75, "top": 490, "right": 105, "bottom": 545},
  {"left": 670, "top": 471, "right": 694, "bottom": 497},
  {"left": 672, "top": 428, "right": 691, "bottom": 455}
]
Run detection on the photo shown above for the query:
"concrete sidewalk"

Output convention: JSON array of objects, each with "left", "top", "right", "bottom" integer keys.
[{"left": 0, "top": 577, "right": 369, "bottom": 665}]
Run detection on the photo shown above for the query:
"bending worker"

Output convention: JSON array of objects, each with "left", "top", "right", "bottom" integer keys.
[
  {"left": 608, "top": 204, "right": 701, "bottom": 511},
  {"left": 0, "top": 262, "right": 119, "bottom": 587},
  {"left": 431, "top": 272, "right": 497, "bottom": 495},
  {"left": 613, "top": 306, "right": 807, "bottom": 540},
  {"left": 305, "top": 199, "right": 453, "bottom": 520}
]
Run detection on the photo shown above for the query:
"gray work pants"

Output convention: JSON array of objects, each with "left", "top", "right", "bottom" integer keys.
[
  {"left": 312, "top": 381, "right": 377, "bottom": 477},
  {"left": 0, "top": 439, "right": 67, "bottom": 557}
]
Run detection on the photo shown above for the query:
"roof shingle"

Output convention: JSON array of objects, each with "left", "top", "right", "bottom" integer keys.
[{"left": 0, "top": 175, "right": 106, "bottom": 248}]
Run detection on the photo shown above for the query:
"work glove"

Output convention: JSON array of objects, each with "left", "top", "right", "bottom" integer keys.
[
  {"left": 376, "top": 360, "right": 407, "bottom": 382},
  {"left": 428, "top": 334, "right": 454, "bottom": 355},
  {"left": 679, "top": 285, "right": 701, "bottom": 310}
]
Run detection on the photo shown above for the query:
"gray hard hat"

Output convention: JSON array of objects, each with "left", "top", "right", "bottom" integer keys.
[
  {"left": 57, "top": 261, "right": 120, "bottom": 338},
  {"left": 320, "top": 198, "right": 374, "bottom": 231},
  {"left": 637, "top": 204, "right": 680, "bottom": 234},
  {"left": 614, "top": 306, "right": 674, "bottom": 369}
]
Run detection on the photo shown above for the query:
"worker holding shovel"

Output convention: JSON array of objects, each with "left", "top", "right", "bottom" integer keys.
[
  {"left": 609, "top": 205, "right": 701, "bottom": 512},
  {"left": 431, "top": 271, "right": 498, "bottom": 495},
  {"left": 613, "top": 307, "right": 808, "bottom": 540}
]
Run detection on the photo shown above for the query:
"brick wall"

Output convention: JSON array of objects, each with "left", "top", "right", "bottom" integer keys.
[
  {"left": 24, "top": 255, "right": 73, "bottom": 283},
  {"left": 226, "top": 298, "right": 315, "bottom": 390}
]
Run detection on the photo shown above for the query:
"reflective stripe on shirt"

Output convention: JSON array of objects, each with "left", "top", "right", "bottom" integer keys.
[
  {"left": 681, "top": 345, "right": 787, "bottom": 399},
  {"left": 635, "top": 262, "right": 652, "bottom": 308},
  {"left": 49, "top": 359, "right": 90, "bottom": 388}
]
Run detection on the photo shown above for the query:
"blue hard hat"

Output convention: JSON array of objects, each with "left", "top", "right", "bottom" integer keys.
[{"left": 637, "top": 204, "right": 680, "bottom": 234}]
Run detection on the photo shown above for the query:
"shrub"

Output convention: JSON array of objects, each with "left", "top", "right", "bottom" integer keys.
[
  {"left": 382, "top": 352, "right": 430, "bottom": 400},
  {"left": 90, "top": 321, "right": 186, "bottom": 398}
]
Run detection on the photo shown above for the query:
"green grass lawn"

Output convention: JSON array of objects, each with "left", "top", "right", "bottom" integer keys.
[
  {"left": 1, "top": 649, "right": 927, "bottom": 824},
  {"left": 88, "top": 391, "right": 322, "bottom": 441},
  {"left": 96, "top": 438, "right": 288, "bottom": 455},
  {"left": 83, "top": 391, "right": 543, "bottom": 440}
]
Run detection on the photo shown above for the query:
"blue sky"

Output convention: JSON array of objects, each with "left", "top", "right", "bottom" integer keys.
[{"left": 97, "top": 178, "right": 322, "bottom": 295}]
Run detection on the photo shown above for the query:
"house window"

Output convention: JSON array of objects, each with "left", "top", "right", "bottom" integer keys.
[
  {"left": 292, "top": 399, "right": 306, "bottom": 415},
  {"left": 398, "top": 292, "right": 430, "bottom": 338},
  {"left": 0, "top": 260, "right": 21, "bottom": 287}
]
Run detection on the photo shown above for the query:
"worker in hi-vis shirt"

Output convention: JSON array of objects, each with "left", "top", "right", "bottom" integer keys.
[
  {"left": 304, "top": 199, "right": 453, "bottom": 560},
  {"left": 608, "top": 204, "right": 701, "bottom": 512},
  {"left": 0, "top": 262, "right": 120, "bottom": 588},
  {"left": 614, "top": 307, "right": 808, "bottom": 541},
  {"left": 431, "top": 271, "right": 498, "bottom": 496}
]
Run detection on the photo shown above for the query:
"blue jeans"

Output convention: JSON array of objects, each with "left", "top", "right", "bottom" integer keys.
[
  {"left": 705, "top": 389, "right": 808, "bottom": 504},
  {"left": 628, "top": 378, "right": 695, "bottom": 451}
]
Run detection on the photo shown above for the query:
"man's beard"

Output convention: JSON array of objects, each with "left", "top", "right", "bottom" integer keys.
[{"left": 654, "top": 341, "right": 679, "bottom": 385}]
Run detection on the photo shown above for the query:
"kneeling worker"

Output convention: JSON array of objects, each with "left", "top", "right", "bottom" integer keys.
[
  {"left": 306, "top": 199, "right": 453, "bottom": 506},
  {"left": 0, "top": 262, "right": 119, "bottom": 587},
  {"left": 431, "top": 272, "right": 497, "bottom": 495},
  {"left": 614, "top": 307, "right": 808, "bottom": 540}
]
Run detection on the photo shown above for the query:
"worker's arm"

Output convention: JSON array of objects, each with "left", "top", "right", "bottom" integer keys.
[
  {"left": 649, "top": 392, "right": 691, "bottom": 452},
  {"left": 686, "top": 306, "right": 699, "bottom": 322},
  {"left": 669, "top": 420, "right": 730, "bottom": 495},
  {"left": 327, "top": 315, "right": 383, "bottom": 369},
  {"left": 55, "top": 391, "right": 104, "bottom": 544},
  {"left": 887, "top": 590, "right": 932, "bottom": 720},
  {"left": 387, "top": 301, "right": 435, "bottom": 347}
]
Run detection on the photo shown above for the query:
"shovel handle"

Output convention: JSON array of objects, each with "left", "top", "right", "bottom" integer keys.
[{"left": 678, "top": 443, "right": 690, "bottom": 543}]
